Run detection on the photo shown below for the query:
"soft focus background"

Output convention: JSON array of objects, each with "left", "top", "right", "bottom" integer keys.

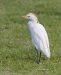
[{"left": 0, "top": 0, "right": 61, "bottom": 75}]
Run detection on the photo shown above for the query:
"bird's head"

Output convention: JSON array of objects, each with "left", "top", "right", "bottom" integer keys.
[{"left": 21, "top": 13, "right": 38, "bottom": 22}]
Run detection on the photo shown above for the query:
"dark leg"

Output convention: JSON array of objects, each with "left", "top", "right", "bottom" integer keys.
[
  {"left": 43, "top": 55, "right": 45, "bottom": 60},
  {"left": 37, "top": 51, "right": 40, "bottom": 64},
  {"left": 39, "top": 52, "right": 41, "bottom": 62},
  {"left": 37, "top": 51, "right": 38, "bottom": 64}
]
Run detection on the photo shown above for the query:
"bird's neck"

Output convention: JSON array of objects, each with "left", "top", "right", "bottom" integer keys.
[{"left": 29, "top": 20, "right": 39, "bottom": 23}]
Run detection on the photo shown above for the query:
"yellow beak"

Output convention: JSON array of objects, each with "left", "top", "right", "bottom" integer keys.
[{"left": 21, "top": 16, "right": 26, "bottom": 19}]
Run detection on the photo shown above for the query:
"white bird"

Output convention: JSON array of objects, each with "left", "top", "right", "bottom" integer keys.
[{"left": 21, "top": 13, "right": 50, "bottom": 64}]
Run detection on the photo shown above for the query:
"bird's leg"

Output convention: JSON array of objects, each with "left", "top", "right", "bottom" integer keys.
[
  {"left": 37, "top": 51, "right": 40, "bottom": 64},
  {"left": 37, "top": 51, "right": 39, "bottom": 64},
  {"left": 39, "top": 52, "right": 41, "bottom": 62},
  {"left": 43, "top": 55, "right": 46, "bottom": 60}
]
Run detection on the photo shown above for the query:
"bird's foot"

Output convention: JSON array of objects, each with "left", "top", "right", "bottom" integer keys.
[
  {"left": 36, "top": 60, "right": 40, "bottom": 64},
  {"left": 43, "top": 57, "right": 45, "bottom": 60}
]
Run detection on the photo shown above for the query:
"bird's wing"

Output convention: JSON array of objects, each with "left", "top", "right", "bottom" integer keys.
[{"left": 34, "top": 23, "right": 50, "bottom": 57}]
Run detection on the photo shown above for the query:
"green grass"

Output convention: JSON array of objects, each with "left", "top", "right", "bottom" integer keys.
[{"left": 0, "top": 0, "right": 61, "bottom": 75}]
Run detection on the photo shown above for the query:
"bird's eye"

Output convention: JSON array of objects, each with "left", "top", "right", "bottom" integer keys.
[{"left": 27, "top": 16, "right": 30, "bottom": 17}]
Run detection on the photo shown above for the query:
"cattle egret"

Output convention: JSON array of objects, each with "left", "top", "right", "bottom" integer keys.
[{"left": 21, "top": 13, "right": 50, "bottom": 64}]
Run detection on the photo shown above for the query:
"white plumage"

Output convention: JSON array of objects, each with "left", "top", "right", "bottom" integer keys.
[{"left": 21, "top": 13, "right": 50, "bottom": 63}]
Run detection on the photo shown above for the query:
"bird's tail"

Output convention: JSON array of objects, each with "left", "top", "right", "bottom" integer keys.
[{"left": 45, "top": 48, "right": 50, "bottom": 58}]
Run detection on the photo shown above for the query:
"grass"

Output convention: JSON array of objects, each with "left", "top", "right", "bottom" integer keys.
[{"left": 0, "top": 0, "right": 61, "bottom": 75}]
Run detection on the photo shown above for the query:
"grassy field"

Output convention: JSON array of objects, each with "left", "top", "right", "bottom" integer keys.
[{"left": 0, "top": 0, "right": 61, "bottom": 75}]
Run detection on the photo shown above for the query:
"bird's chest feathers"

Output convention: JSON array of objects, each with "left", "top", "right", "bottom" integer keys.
[
  {"left": 28, "top": 21, "right": 38, "bottom": 44},
  {"left": 28, "top": 21, "right": 37, "bottom": 34}
]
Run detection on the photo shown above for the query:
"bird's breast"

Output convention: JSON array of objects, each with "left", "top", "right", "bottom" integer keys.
[
  {"left": 28, "top": 21, "right": 40, "bottom": 50},
  {"left": 28, "top": 21, "right": 35, "bottom": 33}
]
